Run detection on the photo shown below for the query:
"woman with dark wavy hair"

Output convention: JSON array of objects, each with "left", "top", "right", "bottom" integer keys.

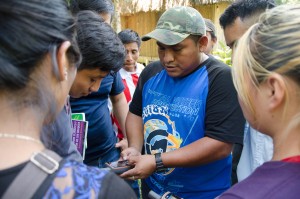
[{"left": 0, "top": 0, "right": 136, "bottom": 198}]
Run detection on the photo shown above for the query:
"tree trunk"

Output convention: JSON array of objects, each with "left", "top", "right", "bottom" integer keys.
[{"left": 112, "top": 0, "right": 122, "bottom": 33}]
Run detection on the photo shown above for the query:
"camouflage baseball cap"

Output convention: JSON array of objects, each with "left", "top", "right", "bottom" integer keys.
[{"left": 141, "top": 6, "right": 206, "bottom": 45}]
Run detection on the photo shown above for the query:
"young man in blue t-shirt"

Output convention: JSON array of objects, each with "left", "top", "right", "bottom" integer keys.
[
  {"left": 42, "top": 10, "right": 126, "bottom": 163},
  {"left": 120, "top": 6, "right": 245, "bottom": 199}
]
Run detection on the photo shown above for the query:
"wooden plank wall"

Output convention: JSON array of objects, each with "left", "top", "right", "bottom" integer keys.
[
  {"left": 195, "top": 2, "right": 230, "bottom": 50},
  {"left": 121, "top": 11, "right": 160, "bottom": 63},
  {"left": 120, "top": 2, "right": 230, "bottom": 64}
]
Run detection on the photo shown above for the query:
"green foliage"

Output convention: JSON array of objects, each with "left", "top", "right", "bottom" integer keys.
[
  {"left": 212, "top": 41, "right": 232, "bottom": 67},
  {"left": 66, "top": 0, "right": 71, "bottom": 6},
  {"left": 275, "top": 0, "right": 300, "bottom": 4}
]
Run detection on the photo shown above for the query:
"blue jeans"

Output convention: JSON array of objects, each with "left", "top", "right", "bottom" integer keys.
[{"left": 98, "top": 147, "right": 121, "bottom": 168}]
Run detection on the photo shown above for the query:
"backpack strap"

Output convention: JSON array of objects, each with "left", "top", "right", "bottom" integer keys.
[{"left": 2, "top": 149, "right": 62, "bottom": 199}]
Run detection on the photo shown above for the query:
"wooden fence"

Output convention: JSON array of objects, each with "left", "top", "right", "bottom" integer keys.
[{"left": 120, "top": 2, "right": 230, "bottom": 65}]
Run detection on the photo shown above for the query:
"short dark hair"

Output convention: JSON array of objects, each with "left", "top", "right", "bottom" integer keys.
[
  {"left": 219, "top": 0, "right": 276, "bottom": 29},
  {"left": 204, "top": 18, "right": 217, "bottom": 39},
  {"left": 76, "top": 10, "right": 125, "bottom": 72},
  {"left": 209, "top": 31, "right": 217, "bottom": 40},
  {"left": 70, "top": 0, "right": 114, "bottom": 19},
  {"left": 118, "top": 29, "right": 141, "bottom": 48}
]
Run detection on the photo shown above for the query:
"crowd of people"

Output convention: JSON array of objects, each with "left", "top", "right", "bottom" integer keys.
[{"left": 0, "top": 0, "right": 300, "bottom": 198}]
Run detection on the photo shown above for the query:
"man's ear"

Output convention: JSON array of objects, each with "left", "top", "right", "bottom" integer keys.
[
  {"left": 265, "top": 73, "right": 286, "bottom": 111},
  {"left": 57, "top": 41, "right": 71, "bottom": 81},
  {"left": 198, "top": 36, "right": 208, "bottom": 52}
]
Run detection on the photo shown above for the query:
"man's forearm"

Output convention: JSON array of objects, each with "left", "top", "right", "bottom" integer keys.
[
  {"left": 111, "top": 92, "right": 128, "bottom": 137},
  {"left": 125, "top": 111, "right": 144, "bottom": 152},
  {"left": 161, "top": 137, "right": 233, "bottom": 168}
]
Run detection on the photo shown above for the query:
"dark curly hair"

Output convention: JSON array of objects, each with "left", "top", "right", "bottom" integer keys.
[{"left": 76, "top": 10, "right": 125, "bottom": 72}]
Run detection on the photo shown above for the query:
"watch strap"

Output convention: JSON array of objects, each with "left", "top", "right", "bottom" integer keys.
[{"left": 155, "top": 153, "right": 165, "bottom": 172}]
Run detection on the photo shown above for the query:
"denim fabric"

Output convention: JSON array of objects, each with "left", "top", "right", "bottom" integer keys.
[
  {"left": 237, "top": 122, "right": 273, "bottom": 182},
  {"left": 98, "top": 147, "right": 121, "bottom": 168}
]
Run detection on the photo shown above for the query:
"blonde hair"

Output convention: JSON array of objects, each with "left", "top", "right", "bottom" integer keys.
[{"left": 232, "top": 4, "right": 300, "bottom": 116}]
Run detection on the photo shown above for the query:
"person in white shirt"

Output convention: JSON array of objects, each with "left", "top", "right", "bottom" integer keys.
[{"left": 112, "top": 29, "right": 144, "bottom": 142}]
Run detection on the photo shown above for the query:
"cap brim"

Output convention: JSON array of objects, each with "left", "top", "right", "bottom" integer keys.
[{"left": 141, "top": 29, "right": 190, "bottom": 45}]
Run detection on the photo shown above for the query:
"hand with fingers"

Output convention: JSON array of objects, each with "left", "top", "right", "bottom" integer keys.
[
  {"left": 115, "top": 138, "right": 128, "bottom": 151},
  {"left": 120, "top": 146, "right": 141, "bottom": 161},
  {"left": 120, "top": 154, "right": 156, "bottom": 180}
]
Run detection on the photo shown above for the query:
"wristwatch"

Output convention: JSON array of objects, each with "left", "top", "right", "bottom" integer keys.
[{"left": 154, "top": 153, "right": 165, "bottom": 172}]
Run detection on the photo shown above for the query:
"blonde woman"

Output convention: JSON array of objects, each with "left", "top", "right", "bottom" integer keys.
[{"left": 219, "top": 4, "right": 300, "bottom": 198}]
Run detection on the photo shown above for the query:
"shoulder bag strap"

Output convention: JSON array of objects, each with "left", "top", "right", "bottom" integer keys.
[{"left": 2, "top": 149, "right": 62, "bottom": 199}]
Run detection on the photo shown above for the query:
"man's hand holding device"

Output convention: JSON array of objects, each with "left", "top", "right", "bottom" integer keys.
[{"left": 105, "top": 160, "right": 133, "bottom": 175}]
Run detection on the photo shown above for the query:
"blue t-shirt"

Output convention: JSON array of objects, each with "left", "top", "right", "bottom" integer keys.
[
  {"left": 131, "top": 58, "right": 245, "bottom": 199},
  {"left": 70, "top": 72, "right": 124, "bottom": 165}
]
